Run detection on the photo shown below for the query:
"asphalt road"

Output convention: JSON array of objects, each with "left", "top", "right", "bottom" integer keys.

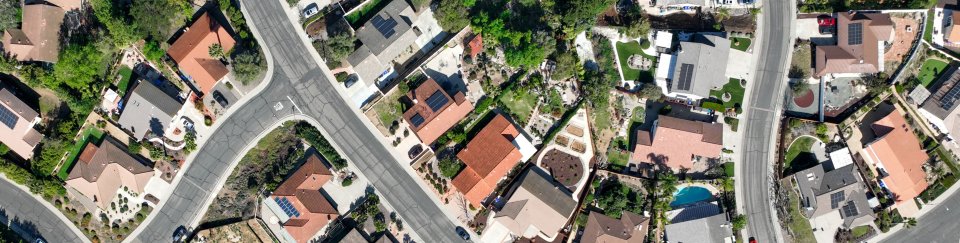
[
  {"left": 739, "top": 0, "right": 793, "bottom": 241},
  {"left": 0, "top": 178, "right": 86, "bottom": 243},
  {"left": 129, "top": 0, "right": 463, "bottom": 242},
  {"left": 881, "top": 188, "right": 960, "bottom": 242}
]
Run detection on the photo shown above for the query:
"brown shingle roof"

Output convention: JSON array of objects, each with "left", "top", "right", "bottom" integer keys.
[
  {"left": 814, "top": 12, "right": 893, "bottom": 77},
  {"left": 2, "top": 3, "right": 66, "bottom": 62},
  {"left": 65, "top": 137, "right": 155, "bottom": 209},
  {"left": 631, "top": 116, "right": 723, "bottom": 171},
  {"left": 402, "top": 79, "right": 474, "bottom": 144},
  {"left": 454, "top": 114, "right": 523, "bottom": 208},
  {"left": 167, "top": 12, "right": 236, "bottom": 94},
  {"left": 581, "top": 211, "right": 650, "bottom": 243}
]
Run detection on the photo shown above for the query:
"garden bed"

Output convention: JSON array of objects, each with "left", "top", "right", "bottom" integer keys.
[
  {"left": 730, "top": 37, "right": 751, "bottom": 52},
  {"left": 615, "top": 41, "right": 655, "bottom": 83}
]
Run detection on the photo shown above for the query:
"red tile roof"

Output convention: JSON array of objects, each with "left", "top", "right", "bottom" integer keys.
[
  {"left": 862, "top": 110, "right": 929, "bottom": 206},
  {"left": 467, "top": 34, "right": 483, "bottom": 59},
  {"left": 631, "top": 116, "right": 723, "bottom": 171},
  {"left": 167, "top": 12, "right": 236, "bottom": 94},
  {"left": 271, "top": 154, "right": 339, "bottom": 243},
  {"left": 454, "top": 114, "right": 522, "bottom": 208},
  {"left": 402, "top": 79, "right": 474, "bottom": 144}
]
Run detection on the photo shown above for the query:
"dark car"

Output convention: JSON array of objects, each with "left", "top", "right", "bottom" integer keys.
[
  {"left": 455, "top": 226, "right": 470, "bottom": 240},
  {"left": 749, "top": 237, "right": 757, "bottom": 243},
  {"left": 408, "top": 145, "right": 423, "bottom": 159},
  {"left": 34, "top": 237, "right": 46, "bottom": 243},
  {"left": 172, "top": 226, "right": 188, "bottom": 243},
  {"left": 212, "top": 90, "right": 229, "bottom": 107}
]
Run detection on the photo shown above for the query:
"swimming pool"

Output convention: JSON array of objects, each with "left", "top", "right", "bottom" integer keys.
[{"left": 670, "top": 186, "right": 714, "bottom": 207}]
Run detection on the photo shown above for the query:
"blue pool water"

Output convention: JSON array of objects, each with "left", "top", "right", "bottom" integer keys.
[{"left": 670, "top": 186, "right": 713, "bottom": 207}]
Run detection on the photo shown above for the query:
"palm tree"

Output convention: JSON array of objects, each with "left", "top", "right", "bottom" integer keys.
[
  {"left": 715, "top": 7, "right": 731, "bottom": 23},
  {"left": 905, "top": 218, "right": 918, "bottom": 228},
  {"left": 208, "top": 44, "right": 225, "bottom": 60}
]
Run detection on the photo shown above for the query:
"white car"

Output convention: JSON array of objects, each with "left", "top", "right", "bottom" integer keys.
[{"left": 302, "top": 4, "right": 319, "bottom": 18}]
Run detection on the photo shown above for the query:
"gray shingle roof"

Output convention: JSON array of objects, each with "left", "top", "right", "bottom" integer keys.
[
  {"left": 355, "top": 0, "right": 417, "bottom": 63},
  {"left": 664, "top": 213, "right": 732, "bottom": 243},
  {"left": 117, "top": 80, "right": 183, "bottom": 140},
  {"left": 670, "top": 34, "right": 730, "bottom": 99}
]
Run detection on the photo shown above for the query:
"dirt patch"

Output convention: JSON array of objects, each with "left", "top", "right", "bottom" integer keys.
[
  {"left": 540, "top": 149, "right": 584, "bottom": 187},
  {"left": 885, "top": 15, "right": 921, "bottom": 74},
  {"left": 793, "top": 89, "right": 815, "bottom": 108}
]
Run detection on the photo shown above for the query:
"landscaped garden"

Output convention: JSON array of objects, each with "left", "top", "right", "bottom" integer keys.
[
  {"left": 58, "top": 128, "right": 106, "bottom": 180},
  {"left": 730, "top": 37, "right": 752, "bottom": 52},
  {"left": 918, "top": 59, "right": 949, "bottom": 87},
  {"left": 615, "top": 41, "right": 656, "bottom": 83},
  {"left": 706, "top": 78, "right": 746, "bottom": 112},
  {"left": 783, "top": 179, "right": 817, "bottom": 243},
  {"left": 372, "top": 89, "right": 406, "bottom": 130},
  {"left": 500, "top": 88, "right": 538, "bottom": 124},
  {"left": 116, "top": 66, "right": 134, "bottom": 96},
  {"left": 783, "top": 136, "right": 816, "bottom": 174}
]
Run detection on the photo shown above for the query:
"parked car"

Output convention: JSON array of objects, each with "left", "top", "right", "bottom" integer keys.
[
  {"left": 302, "top": 3, "right": 319, "bottom": 18},
  {"left": 212, "top": 90, "right": 229, "bottom": 107},
  {"left": 408, "top": 145, "right": 423, "bottom": 159},
  {"left": 749, "top": 237, "right": 757, "bottom": 243},
  {"left": 455, "top": 226, "right": 470, "bottom": 240},
  {"left": 172, "top": 226, "right": 188, "bottom": 243}
]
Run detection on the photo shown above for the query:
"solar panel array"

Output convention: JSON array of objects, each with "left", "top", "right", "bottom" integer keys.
[
  {"left": 410, "top": 113, "right": 425, "bottom": 127},
  {"left": 676, "top": 64, "right": 695, "bottom": 91},
  {"left": 371, "top": 14, "right": 398, "bottom": 39},
  {"left": 274, "top": 197, "right": 301, "bottom": 218},
  {"left": 848, "top": 23, "right": 863, "bottom": 45},
  {"left": 841, "top": 201, "right": 860, "bottom": 217},
  {"left": 0, "top": 105, "right": 17, "bottom": 129},
  {"left": 425, "top": 90, "right": 449, "bottom": 112},
  {"left": 830, "top": 191, "right": 845, "bottom": 209},
  {"left": 939, "top": 83, "right": 960, "bottom": 109}
]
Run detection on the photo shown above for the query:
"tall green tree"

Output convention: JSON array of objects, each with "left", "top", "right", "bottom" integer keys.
[
  {"left": 313, "top": 33, "right": 357, "bottom": 68},
  {"left": 130, "top": 0, "right": 190, "bottom": 39},
  {"left": 557, "top": 0, "right": 616, "bottom": 36},
  {"left": 0, "top": 0, "right": 19, "bottom": 31},
  {"left": 54, "top": 44, "right": 108, "bottom": 99},
  {"left": 90, "top": 0, "right": 141, "bottom": 47},
  {"left": 232, "top": 50, "right": 265, "bottom": 84},
  {"left": 436, "top": 0, "right": 471, "bottom": 32}
]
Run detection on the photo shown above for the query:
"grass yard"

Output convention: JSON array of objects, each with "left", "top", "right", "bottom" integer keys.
[
  {"left": 918, "top": 59, "right": 949, "bottom": 87},
  {"left": 373, "top": 90, "right": 405, "bottom": 128},
  {"left": 591, "top": 105, "right": 612, "bottom": 132},
  {"left": 925, "top": 9, "right": 934, "bottom": 43},
  {"left": 345, "top": 0, "right": 389, "bottom": 28},
  {"left": 730, "top": 37, "right": 752, "bottom": 52},
  {"left": 785, "top": 179, "right": 817, "bottom": 243},
  {"left": 790, "top": 42, "right": 812, "bottom": 79},
  {"left": 500, "top": 88, "right": 538, "bottom": 124},
  {"left": 58, "top": 128, "right": 106, "bottom": 180},
  {"left": 607, "top": 147, "right": 630, "bottom": 168},
  {"left": 117, "top": 66, "right": 133, "bottom": 96},
  {"left": 852, "top": 225, "right": 872, "bottom": 238},
  {"left": 784, "top": 136, "right": 816, "bottom": 174},
  {"left": 723, "top": 162, "right": 735, "bottom": 177},
  {"left": 615, "top": 41, "right": 656, "bottom": 83},
  {"left": 708, "top": 78, "right": 746, "bottom": 110}
]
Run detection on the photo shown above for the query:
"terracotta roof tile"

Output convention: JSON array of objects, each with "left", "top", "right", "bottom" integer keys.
[
  {"left": 455, "top": 114, "right": 523, "bottom": 208},
  {"left": 271, "top": 153, "right": 339, "bottom": 243},
  {"left": 402, "top": 79, "right": 474, "bottom": 144},
  {"left": 631, "top": 116, "right": 722, "bottom": 171},
  {"left": 862, "top": 110, "right": 929, "bottom": 206},
  {"left": 167, "top": 12, "right": 236, "bottom": 94}
]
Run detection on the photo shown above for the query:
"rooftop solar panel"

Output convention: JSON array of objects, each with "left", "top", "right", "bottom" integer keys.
[
  {"left": 0, "top": 105, "right": 17, "bottom": 129},
  {"left": 830, "top": 191, "right": 845, "bottom": 209},
  {"left": 848, "top": 23, "right": 863, "bottom": 45},
  {"left": 372, "top": 14, "right": 399, "bottom": 39},
  {"left": 425, "top": 90, "right": 449, "bottom": 112},
  {"left": 274, "top": 197, "right": 301, "bottom": 218},
  {"left": 940, "top": 84, "right": 960, "bottom": 109},
  {"left": 410, "top": 113, "right": 425, "bottom": 127},
  {"left": 678, "top": 64, "right": 694, "bottom": 91},
  {"left": 841, "top": 201, "right": 859, "bottom": 217}
]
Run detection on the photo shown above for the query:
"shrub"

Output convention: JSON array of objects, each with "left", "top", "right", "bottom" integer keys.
[
  {"left": 341, "top": 177, "right": 353, "bottom": 187},
  {"left": 659, "top": 105, "right": 673, "bottom": 115},
  {"left": 438, "top": 158, "right": 464, "bottom": 178},
  {"left": 701, "top": 101, "right": 725, "bottom": 111}
]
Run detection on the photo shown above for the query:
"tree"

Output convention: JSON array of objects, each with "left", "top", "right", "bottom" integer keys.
[
  {"left": 553, "top": 52, "right": 580, "bottom": 81},
  {"left": 438, "top": 158, "right": 463, "bottom": 178},
  {"left": 732, "top": 214, "right": 747, "bottom": 231},
  {"left": 638, "top": 83, "right": 663, "bottom": 101},
  {"left": 905, "top": 217, "right": 917, "bottom": 228},
  {"left": 131, "top": 0, "right": 190, "bottom": 39},
  {"left": 0, "top": 144, "right": 8, "bottom": 155},
  {"left": 313, "top": 33, "right": 357, "bottom": 68},
  {"left": 54, "top": 44, "right": 108, "bottom": 99},
  {"left": 791, "top": 80, "right": 810, "bottom": 96},
  {"left": 715, "top": 7, "right": 731, "bottom": 23},
  {"left": 557, "top": 0, "right": 617, "bottom": 36},
  {"left": 622, "top": 19, "right": 651, "bottom": 39},
  {"left": 208, "top": 44, "right": 225, "bottom": 59},
  {"left": 232, "top": 50, "right": 265, "bottom": 85},
  {"left": 436, "top": 0, "right": 470, "bottom": 32},
  {"left": 90, "top": 0, "right": 142, "bottom": 47},
  {"left": 0, "top": 0, "right": 18, "bottom": 31}
]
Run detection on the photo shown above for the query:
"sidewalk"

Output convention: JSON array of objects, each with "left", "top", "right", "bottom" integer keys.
[{"left": 866, "top": 175, "right": 960, "bottom": 242}]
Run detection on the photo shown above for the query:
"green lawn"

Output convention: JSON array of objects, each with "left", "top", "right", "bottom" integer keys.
[
  {"left": 117, "top": 66, "right": 133, "bottom": 96},
  {"left": 925, "top": 9, "right": 934, "bottom": 43},
  {"left": 723, "top": 162, "right": 735, "bottom": 177},
  {"left": 500, "top": 88, "right": 538, "bottom": 124},
  {"left": 615, "top": 41, "right": 656, "bottom": 83},
  {"left": 918, "top": 59, "right": 949, "bottom": 87},
  {"left": 852, "top": 225, "right": 872, "bottom": 238},
  {"left": 592, "top": 105, "right": 612, "bottom": 131},
  {"left": 784, "top": 136, "right": 815, "bottom": 173},
  {"left": 708, "top": 78, "right": 746, "bottom": 110},
  {"left": 730, "top": 37, "right": 752, "bottom": 52},
  {"left": 58, "top": 128, "right": 106, "bottom": 180},
  {"left": 607, "top": 148, "right": 630, "bottom": 168},
  {"left": 786, "top": 180, "right": 817, "bottom": 243}
]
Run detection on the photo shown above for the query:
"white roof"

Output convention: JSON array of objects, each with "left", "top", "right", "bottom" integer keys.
[
  {"left": 828, "top": 148, "right": 855, "bottom": 169},
  {"left": 656, "top": 53, "right": 676, "bottom": 80},
  {"left": 514, "top": 134, "right": 537, "bottom": 162},
  {"left": 656, "top": 31, "right": 674, "bottom": 48}
]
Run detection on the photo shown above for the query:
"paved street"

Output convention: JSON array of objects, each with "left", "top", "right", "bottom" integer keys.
[
  {"left": 128, "top": 0, "right": 463, "bottom": 242},
  {"left": 881, "top": 187, "right": 960, "bottom": 242},
  {"left": 739, "top": 0, "right": 793, "bottom": 241},
  {"left": 0, "top": 178, "right": 87, "bottom": 243}
]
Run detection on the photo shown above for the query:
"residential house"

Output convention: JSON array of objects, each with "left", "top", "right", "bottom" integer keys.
[
  {"left": 935, "top": 0, "right": 960, "bottom": 46},
  {"left": 813, "top": 12, "right": 893, "bottom": 78},
  {"left": 454, "top": 114, "right": 536, "bottom": 209},
  {"left": 0, "top": 87, "right": 42, "bottom": 159},
  {"left": 654, "top": 34, "right": 730, "bottom": 100},
  {"left": 861, "top": 109, "right": 929, "bottom": 217},
  {"left": 264, "top": 153, "right": 339, "bottom": 243},
  {"left": 663, "top": 202, "right": 734, "bottom": 243},
  {"left": 117, "top": 79, "right": 185, "bottom": 141},
  {"left": 1, "top": 0, "right": 81, "bottom": 62},
  {"left": 794, "top": 163, "right": 876, "bottom": 228},
  {"left": 345, "top": 0, "right": 419, "bottom": 106},
  {"left": 402, "top": 78, "right": 474, "bottom": 144},
  {"left": 65, "top": 137, "right": 155, "bottom": 209},
  {"left": 482, "top": 166, "right": 577, "bottom": 243},
  {"left": 465, "top": 34, "right": 483, "bottom": 61},
  {"left": 919, "top": 64, "right": 960, "bottom": 140},
  {"left": 631, "top": 115, "right": 723, "bottom": 174},
  {"left": 580, "top": 211, "right": 650, "bottom": 243},
  {"left": 167, "top": 11, "right": 236, "bottom": 95}
]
